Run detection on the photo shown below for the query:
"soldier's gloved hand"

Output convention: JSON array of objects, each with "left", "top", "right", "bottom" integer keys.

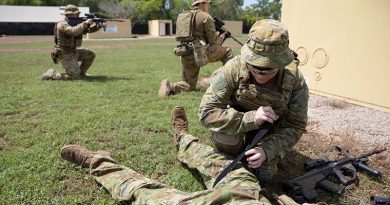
[
  {"left": 245, "top": 147, "right": 267, "bottom": 168},
  {"left": 85, "top": 19, "right": 94, "bottom": 25},
  {"left": 254, "top": 106, "right": 279, "bottom": 126},
  {"left": 224, "top": 31, "right": 231, "bottom": 38}
]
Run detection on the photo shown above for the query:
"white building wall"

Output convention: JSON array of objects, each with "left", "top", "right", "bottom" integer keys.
[{"left": 0, "top": 5, "right": 89, "bottom": 23}]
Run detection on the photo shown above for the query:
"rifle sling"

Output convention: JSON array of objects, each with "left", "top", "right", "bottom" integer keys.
[{"left": 212, "top": 123, "right": 272, "bottom": 188}]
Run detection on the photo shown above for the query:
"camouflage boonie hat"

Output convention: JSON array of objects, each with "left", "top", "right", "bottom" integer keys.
[
  {"left": 241, "top": 19, "right": 294, "bottom": 68},
  {"left": 64, "top": 4, "right": 80, "bottom": 15},
  {"left": 192, "top": 0, "right": 212, "bottom": 6}
]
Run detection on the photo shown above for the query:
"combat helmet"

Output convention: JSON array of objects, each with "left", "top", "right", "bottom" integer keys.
[
  {"left": 192, "top": 0, "right": 212, "bottom": 6},
  {"left": 64, "top": 4, "right": 80, "bottom": 15},
  {"left": 241, "top": 19, "right": 294, "bottom": 68}
]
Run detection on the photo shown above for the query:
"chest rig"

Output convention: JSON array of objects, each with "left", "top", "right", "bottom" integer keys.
[
  {"left": 232, "top": 58, "right": 299, "bottom": 117},
  {"left": 54, "top": 20, "right": 83, "bottom": 50}
]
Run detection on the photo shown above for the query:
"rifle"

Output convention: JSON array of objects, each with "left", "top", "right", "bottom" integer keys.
[
  {"left": 371, "top": 196, "right": 390, "bottom": 205},
  {"left": 68, "top": 13, "right": 124, "bottom": 31},
  {"left": 213, "top": 16, "right": 244, "bottom": 46},
  {"left": 286, "top": 146, "right": 387, "bottom": 203}
]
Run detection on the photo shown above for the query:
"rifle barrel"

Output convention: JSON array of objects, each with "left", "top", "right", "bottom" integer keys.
[
  {"left": 358, "top": 146, "right": 387, "bottom": 159},
  {"left": 230, "top": 36, "right": 243, "bottom": 46}
]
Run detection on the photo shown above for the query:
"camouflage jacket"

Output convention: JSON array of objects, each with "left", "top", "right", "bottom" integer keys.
[
  {"left": 199, "top": 56, "right": 309, "bottom": 162},
  {"left": 54, "top": 19, "right": 102, "bottom": 50},
  {"left": 190, "top": 8, "right": 219, "bottom": 45}
]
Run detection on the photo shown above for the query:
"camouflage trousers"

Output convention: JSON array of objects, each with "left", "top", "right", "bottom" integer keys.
[
  {"left": 52, "top": 48, "right": 96, "bottom": 80},
  {"left": 89, "top": 133, "right": 272, "bottom": 204},
  {"left": 172, "top": 44, "right": 233, "bottom": 93}
]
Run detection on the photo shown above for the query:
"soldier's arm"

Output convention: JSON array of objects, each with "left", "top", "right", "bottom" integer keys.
[
  {"left": 203, "top": 14, "right": 218, "bottom": 45},
  {"left": 199, "top": 57, "right": 259, "bottom": 135},
  {"left": 86, "top": 22, "right": 103, "bottom": 33},
  {"left": 58, "top": 21, "right": 87, "bottom": 36},
  {"left": 258, "top": 69, "right": 309, "bottom": 162}
]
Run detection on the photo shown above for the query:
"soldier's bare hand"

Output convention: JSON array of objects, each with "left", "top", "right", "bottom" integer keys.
[
  {"left": 102, "top": 22, "right": 107, "bottom": 27},
  {"left": 254, "top": 106, "right": 279, "bottom": 126},
  {"left": 86, "top": 19, "right": 93, "bottom": 25},
  {"left": 245, "top": 147, "right": 267, "bottom": 168}
]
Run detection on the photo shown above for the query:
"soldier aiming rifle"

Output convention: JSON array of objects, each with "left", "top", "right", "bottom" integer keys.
[{"left": 41, "top": 4, "right": 122, "bottom": 80}]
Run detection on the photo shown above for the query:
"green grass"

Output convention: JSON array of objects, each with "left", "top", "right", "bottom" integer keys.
[{"left": 0, "top": 37, "right": 388, "bottom": 204}]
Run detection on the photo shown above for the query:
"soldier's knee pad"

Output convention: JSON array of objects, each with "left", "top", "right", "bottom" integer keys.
[{"left": 210, "top": 132, "right": 245, "bottom": 156}]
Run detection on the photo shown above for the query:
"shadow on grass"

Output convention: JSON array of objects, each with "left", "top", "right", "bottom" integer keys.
[
  {"left": 180, "top": 162, "right": 208, "bottom": 190},
  {"left": 81, "top": 75, "right": 132, "bottom": 82}
]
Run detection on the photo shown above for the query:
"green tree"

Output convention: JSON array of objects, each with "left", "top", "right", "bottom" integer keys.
[
  {"left": 0, "top": 0, "right": 99, "bottom": 11},
  {"left": 210, "top": 0, "right": 243, "bottom": 20},
  {"left": 168, "top": 0, "right": 190, "bottom": 22},
  {"left": 241, "top": 0, "right": 282, "bottom": 24},
  {"left": 97, "top": 0, "right": 135, "bottom": 19}
]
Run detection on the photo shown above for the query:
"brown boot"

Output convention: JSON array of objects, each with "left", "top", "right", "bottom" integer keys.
[
  {"left": 171, "top": 106, "right": 188, "bottom": 146},
  {"left": 158, "top": 79, "right": 173, "bottom": 96},
  {"left": 60, "top": 144, "right": 109, "bottom": 167},
  {"left": 40, "top": 68, "right": 55, "bottom": 80}
]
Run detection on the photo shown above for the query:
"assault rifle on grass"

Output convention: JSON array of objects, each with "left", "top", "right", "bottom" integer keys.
[
  {"left": 286, "top": 146, "right": 387, "bottom": 203},
  {"left": 68, "top": 13, "right": 124, "bottom": 31},
  {"left": 371, "top": 196, "right": 390, "bottom": 205},
  {"left": 213, "top": 16, "right": 244, "bottom": 46}
]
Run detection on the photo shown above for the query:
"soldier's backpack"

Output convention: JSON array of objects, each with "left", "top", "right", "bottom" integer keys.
[{"left": 175, "top": 10, "right": 198, "bottom": 42}]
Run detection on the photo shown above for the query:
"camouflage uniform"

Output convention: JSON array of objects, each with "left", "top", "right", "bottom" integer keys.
[
  {"left": 159, "top": 0, "right": 233, "bottom": 96},
  {"left": 41, "top": 5, "right": 103, "bottom": 80},
  {"left": 199, "top": 19, "right": 309, "bottom": 181},
  {"left": 89, "top": 133, "right": 272, "bottom": 204}
]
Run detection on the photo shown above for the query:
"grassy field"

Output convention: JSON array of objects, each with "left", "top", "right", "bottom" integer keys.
[{"left": 0, "top": 36, "right": 388, "bottom": 204}]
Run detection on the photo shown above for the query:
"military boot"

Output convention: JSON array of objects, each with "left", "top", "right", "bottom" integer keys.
[
  {"left": 40, "top": 68, "right": 55, "bottom": 80},
  {"left": 171, "top": 106, "right": 188, "bottom": 146},
  {"left": 158, "top": 79, "right": 173, "bottom": 96},
  {"left": 60, "top": 144, "right": 109, "bottom": 167}
]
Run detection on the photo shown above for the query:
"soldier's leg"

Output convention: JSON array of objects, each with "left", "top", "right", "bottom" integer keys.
[
  {"left": 159, "top": 53, "right": 198, "bottom": 96},
  {"left": 76, "top": 48, "right": 96, "bottom": 75},
  {"left": 58, "top": 50, "right": 81, "bottom": 79},
  {"left": 208, "top": 44, "right": 234, "bottom": 65},
  {"left": 175, "top": 53, "right": 200, "bottom": 91},
  {"left": 176, "top": 133, "right": 271, "bottom": 204},
  {"left": 40, "top": 68, "right": 69, "bottom": 80},
  {"left": 171, "top": 107, "right": 256, "bottom": 189},
  {"left": 90, "top": 155, "right": 191, "bottom": 204}
]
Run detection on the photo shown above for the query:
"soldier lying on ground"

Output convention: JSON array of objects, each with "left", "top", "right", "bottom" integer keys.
[
  {"left": 60, "top": 106, "right": 327, "bottom": 205},
  {"left": 199, "top": 19, "right": 309, "bottom": 182},
  {"left": 41, "top": 4, "right": 106, "bottom": 80},
  {"left": 158, "top": 0, "right": 233, "bottom": 96}
]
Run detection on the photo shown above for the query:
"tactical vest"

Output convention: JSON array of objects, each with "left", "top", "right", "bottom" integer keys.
[
  {"left": 175, "top": 10, "right": 199, "bottom": 42},
  {"left": 232, "top": 58, "right": 300, "bottom": 118},
  {"left": 54, "top": 20, "right": 83, "bottom": 50}
]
